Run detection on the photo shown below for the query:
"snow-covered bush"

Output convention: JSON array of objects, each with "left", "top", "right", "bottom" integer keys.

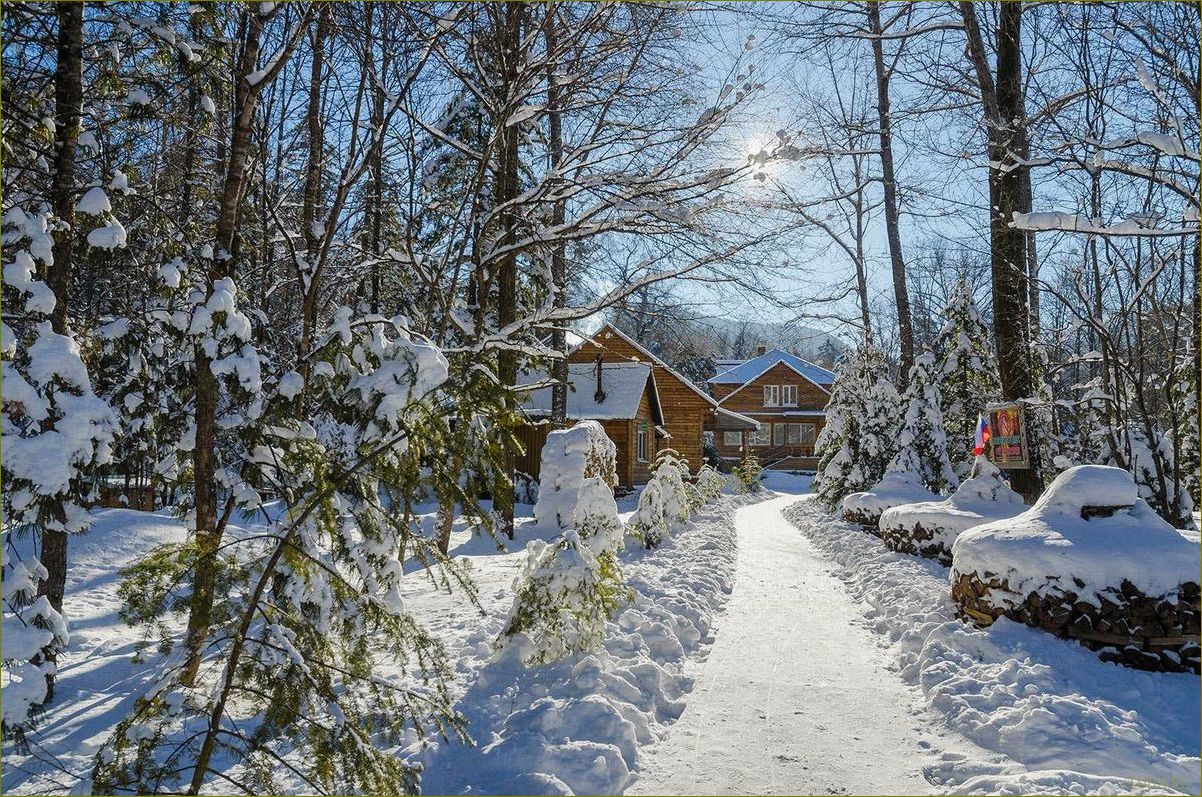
[
  {"left": 840, "top": 448, "right": 939, "bottom": 529},
  {"left": 498, "top": 478, "right": 628, "bottom": 664},
  {"left": 951, "top": 465, "right": 1201, "bottom": 672},
  {"left": 652, "top": 448, "right": 691, "bottom": 525},
  {"left": 879, "top": 456, "right": 1025, "bottom": 564},
  {"left": 1, "top": 532, "right": 69, "bottom": 746},
  {"left": 731, "top": 455, "right": 763, "bottom": 494},
  {"left": 935, "top": 280, "right": 1001, "bottom": 478},
  {"left": 627, "top": 449, "right": 699, "bottom": 548},
  {"left": 695, "top": 463, "right": 726, "bottom": 503},
  {"left": 813, "top": 345, "right": 898, "bottom": 508},
  {"left": 896, "top": 353, "right": 958, "bottom": 494},
  {"left": 533, "top": 420, "right": 618, "bottom": 529},
  {"left": 628, "top": 478, "right": 669, "bottom": 548}
]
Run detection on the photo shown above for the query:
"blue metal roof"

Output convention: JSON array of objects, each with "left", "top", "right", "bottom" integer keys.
[{"left": 707, "top": 349, "right": 836, "bottom": 387}]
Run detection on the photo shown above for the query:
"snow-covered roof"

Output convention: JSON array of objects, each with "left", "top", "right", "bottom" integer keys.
[
  {"left": 519, "top": 362, "right": 659, "bottom": 422},
  {"left": 571, "top": 323, "right": 758, "bottom": 428},
  {"left": 708, "top": 349, "right": 836, "bottom": 387}
]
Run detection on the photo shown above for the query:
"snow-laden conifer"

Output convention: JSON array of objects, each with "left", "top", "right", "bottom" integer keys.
[
  {"left": 497, "top": 477, "right": 627, "bottom": 665},
  {"left": 813, "top": 345, "right": 897, "bottom": 508},
  {"left": 1, "top": 209, "right": 115, "bottom": 735},
  {"left": 934, "top": 281, "right": 1001, "bottom": 477},
  {"left": 897, "top": 353, "right": 958, "bottom": 494}
]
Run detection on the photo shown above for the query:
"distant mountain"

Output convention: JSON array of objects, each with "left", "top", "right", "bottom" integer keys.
[{"left": 696, "top": 317, "right": 849, "bottom": 366}]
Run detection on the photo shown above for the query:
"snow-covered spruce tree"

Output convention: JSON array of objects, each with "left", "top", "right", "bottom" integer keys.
[
  {"left": 1, "top": 209, "right": 115, "bottom": 730},
  {"left": 652, "top": 448, "right": 692, "bottom": 527},
  {"left": 694, "top": 463, "right": 726, "bottom": 503},
  {"left": 627, "top": 448, "right": 695, "bottom": 548},
  {"left": 1025, "top": 344, "right": 1066, "bottom": 487},
  {"left": 497, "top": 477, "right": 628, "bottom": 665},
  {"left": 934, "top": 280, "right": 1001, "bottom": 477},
  {"left": 628, "top": 478, "right": 669, "bottom": 549},
  {"left": 93, "top": 310, "right": 468, "bottom": 795},
  {"left": 897, "top": 353, "right": 958, "bottom": 494},
  {"left": 1171, "top": 354, "right": 1200, "bottom": 511},
  {"left": 731, "top": 454, "right": 764, "bottom": 494},
  {"left": 813, "top": 345, "right": 897, "bottom": 508},
  {"left": 94, "top": 256, "right": 199, "bottom": 510}
]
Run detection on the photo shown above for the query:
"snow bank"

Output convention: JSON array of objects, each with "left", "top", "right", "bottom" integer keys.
[
  {"left": 533, "top": 421, "right": 618, "bottom": 530},
  {"left": 417, "top": 497, "right": 749, "bottom": 795},
  {"left": 880, "top": 458, "right": 1025, "bottom": 564},
  {"left": 841, "top": 452, "right": 939, "bottom": 529},
  {"left": 952, "top": 466, "right": 1199, "bottom": 603},
  {"left": 783, "top": 499, "right": 1200, "bottom": 795}
]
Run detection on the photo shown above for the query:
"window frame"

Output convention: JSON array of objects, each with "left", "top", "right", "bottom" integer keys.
[
  {"left": 800, "top": 423, "right": 816, "bottom": 447},
  {"left": 782, "top": 384, "right": 798, "bottom": 406},
  {"left": 786, "top": 423, "right": 802, "bottom": 445},
  {"left": 722, "top": 431, "right": 743, "bottom": 447},
  {"left": 763, "top": 384, "right": 780, "bottom": 407},
  {"left": 773, "top": 423, "right": 786, "bottom": 446},
  {"left": 749, "top": 426, "right": 770, "bottom": 446},
  {"left": 637, "top": 427, "right": 649, "bottom": 462}
]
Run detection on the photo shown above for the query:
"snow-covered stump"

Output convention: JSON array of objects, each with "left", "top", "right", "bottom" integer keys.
[
  {"left": 840, "top": 450, "right": 939, "bottom": 531},
  {"left": 950, "top": 466, "right": 1202, "bottom": 674},
  {"left": 533, "top": 420, "right": 618, "bottom": 529},
  {"left": 879, "top": 458, "right": 1025, "bottom": 565}
]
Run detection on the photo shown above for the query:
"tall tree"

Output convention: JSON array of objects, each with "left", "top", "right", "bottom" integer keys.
[
  {"left": 958, "top": 0, "right": 1041, "bottom": 500},
  {"left": 865, "top": 1, "right": 915, "bottom": 382},
  {"left": 37, "top": 0, "right": 85, "bottom": 625}
]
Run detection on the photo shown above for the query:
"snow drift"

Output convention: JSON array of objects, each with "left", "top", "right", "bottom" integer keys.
[{"left": 783, "top": 498, "right": 1200, "bottom": 795}]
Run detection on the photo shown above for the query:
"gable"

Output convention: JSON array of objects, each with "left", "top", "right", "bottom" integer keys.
[
  {"left": 569, "top": 324, "right": 712, "bottom": 412},
  {"left": 716, "top": 361, "right": 830, "bottom": 408}
]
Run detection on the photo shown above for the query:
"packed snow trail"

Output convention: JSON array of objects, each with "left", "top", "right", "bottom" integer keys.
[{"left": 628, "top": 493, "right": 948, "bottom": 795}]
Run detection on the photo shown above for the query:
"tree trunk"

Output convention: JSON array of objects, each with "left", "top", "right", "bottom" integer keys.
[
  {"left": 492, "top": 2, "right": 524, "bottom": 539},
  {"left": 367, "top": 5, "right": 385, "bottom": 314},
  {"left": 38, "top": 1, "right": 85, "bottom": 701},
  {"left": 991, "top": 2, "right": 1040, "bottom": 501},
  {"left": 546, "top": 4, "right": 568, "bottom": 429},
  {"left": 866, "top": 1, "right": 913, "bottom": 382},
  {"left": 181, "top": 8, "right": 266, "bottom": 687},
  {"left": 295, "top": 5, "right": 329, "bottom": 416}
]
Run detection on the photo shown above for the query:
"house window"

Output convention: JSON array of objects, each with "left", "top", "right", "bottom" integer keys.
[
  {"left": 773, "top": 423, "right": 786, "bottom": 446},
  {"left": 782, "top": 384, "right": 798, "bottom": 406},
  {"left": 800, "top": 423, "right": 816, "bottom": 446},
  {"left": 786, "top": 423, "right": 802, "bottom": 445},
  {"left": 723, "top": 431, "right": 742, "bottom": 447},
  {"left": 637, "top": 427, "right": 649, "bottom": 462},
  {"left": 749, "top": 426, "right": 770, "bottom": 446},
  {"left": 763, "top": 384, "right": 780, "bottom": 406}
]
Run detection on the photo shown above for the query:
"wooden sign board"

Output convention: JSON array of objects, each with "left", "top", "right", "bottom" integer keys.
[{"left": 986, "top": 402, "right": 1030, "bottom": 469}]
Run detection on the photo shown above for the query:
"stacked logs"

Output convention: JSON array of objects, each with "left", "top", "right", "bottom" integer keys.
[
  {"left": 951, "top": 569, "right": 1201, "bottom": 674},
  {"left": 843, "top": 506, "right": 885, "bottom": 532},
  {"left": 880, "top": 521, "right": 953, "bottom": 565}
]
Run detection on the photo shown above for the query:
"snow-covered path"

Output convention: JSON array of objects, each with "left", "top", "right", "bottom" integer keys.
[{"left": 629, "top": 493, "right": 944, "bottom": 795}]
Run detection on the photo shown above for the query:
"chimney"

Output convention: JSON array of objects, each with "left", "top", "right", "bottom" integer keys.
[
  {"left": 756, "top": 345, "right": 767, "bottom": 356},
  {"left": 594, "top": 353, "right": 606, "bottom": 403}
]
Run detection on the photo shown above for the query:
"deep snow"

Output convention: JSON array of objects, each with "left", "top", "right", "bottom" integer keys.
[
  {"left": 5, "top": 475, "right": 1198, "bottom": 797},
  {"left": 783, "top": 499, "right": 1200, "bottom": 796}
]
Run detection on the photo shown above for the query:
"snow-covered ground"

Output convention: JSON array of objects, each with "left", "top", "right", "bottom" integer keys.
[
  {"left": 783, "top": 499, "right": 1200, "bottom": 796},
  {"left": 6, "top": 475, "right": 1197, "bottom": 796},
  {"left": 629, "top": 492, "right": 986, "bottom": 796},
  {"left": 1, "top": 485, "right": 755, "bottom": 796}
]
